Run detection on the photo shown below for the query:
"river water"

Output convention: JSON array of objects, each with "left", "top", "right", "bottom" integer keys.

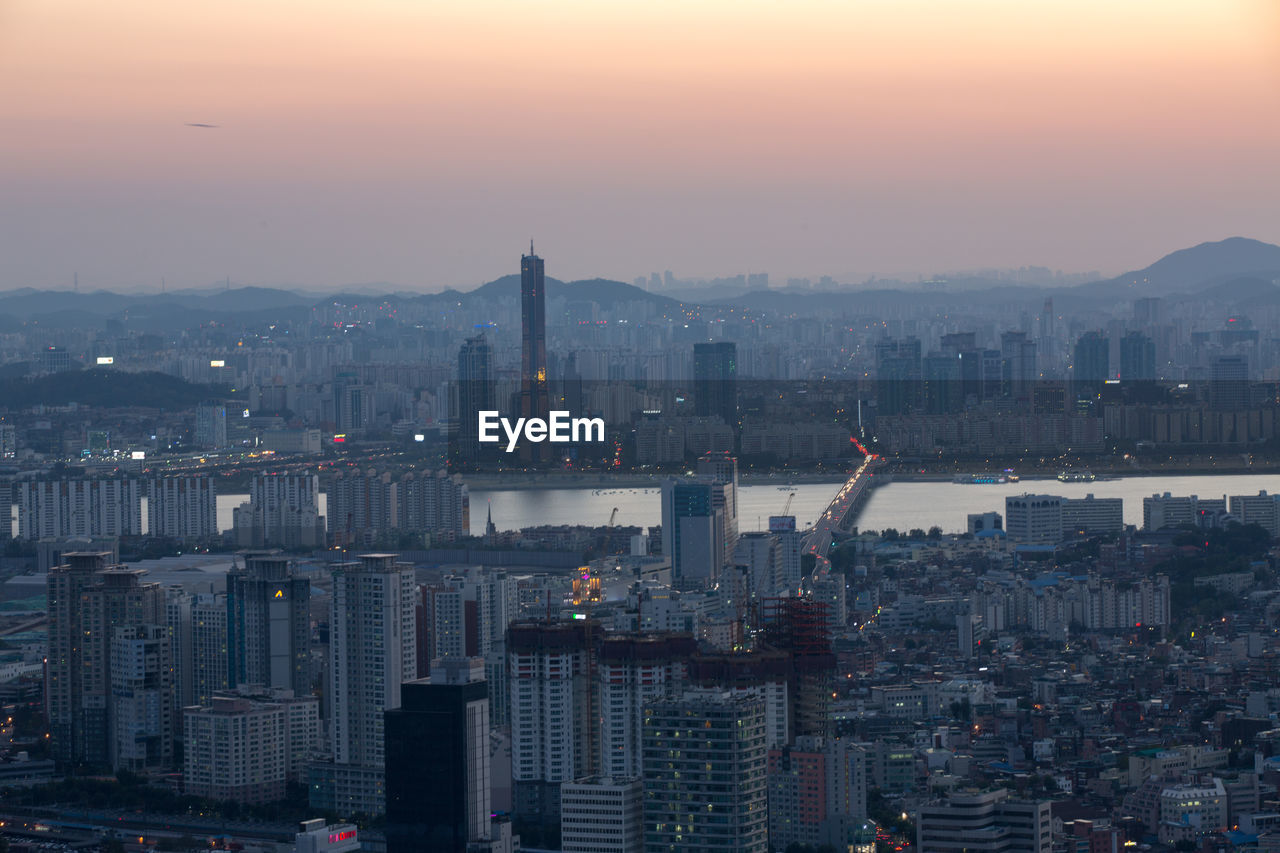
[
  {"left": 466, "top": 472, "right": 1279, "bottom": 537},
  {"left": 10, "top": 474, "right": 1277, "bottom": 538}
]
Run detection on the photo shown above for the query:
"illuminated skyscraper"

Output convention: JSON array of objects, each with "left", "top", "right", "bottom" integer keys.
[{"left": 519, "top": 244, "right": 550, "bottom": 461}]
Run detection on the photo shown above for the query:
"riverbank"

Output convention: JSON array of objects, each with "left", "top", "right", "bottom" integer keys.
[
  {"left": 461, "top": 456, "right": 1280, "bottom": 490},
  {"left": 460, "top": 470, "right": 850, "bottom": 490},
  {"left": 886, "top": 460, "right": 1280, "bottom": 482}
]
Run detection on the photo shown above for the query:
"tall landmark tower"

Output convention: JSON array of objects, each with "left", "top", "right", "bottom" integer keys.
[{"left": 519, "top": 243, "right": 550, "bottom": 459}]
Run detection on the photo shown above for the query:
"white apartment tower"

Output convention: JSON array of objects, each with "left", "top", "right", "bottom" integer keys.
[
  {"left": 147, "top": 477, "right": 218, "bottom": 541},
  {"left": 508, "top": 620, "right": 596, "bottom": 828},
  {"left": 597, "top": 634, "right": 696, "bottom": 779},
  {"left": 18, "top": 479, "right": 143, "bottom": 539},
  {"left": 318, "top": 553, "right": 417, "bottom": 816}
]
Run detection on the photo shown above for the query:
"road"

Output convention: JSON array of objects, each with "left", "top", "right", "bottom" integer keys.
[{"left": 802, "top": 453, "right": 880, "bottom": 570}]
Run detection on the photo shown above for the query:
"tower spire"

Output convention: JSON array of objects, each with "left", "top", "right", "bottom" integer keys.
[{"left": 530, "top": 238, "right": 535, "bottom": 256}]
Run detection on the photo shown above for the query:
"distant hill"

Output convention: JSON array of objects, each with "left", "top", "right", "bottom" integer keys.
[
  {"left": 0, "top": 237, "right": 1275, "bottom": 324},
  {"left": 422, "top": 274, "right": 688, "bottom": 312},
  {"left": 1124, "top": 237, "right": 1280, "bottom": 290},
  {"left": 1055, "top": 237, "right": 1280, "bottom": 305},
  {"left": 732, "top": 237, "right": 1280, "bottom": 313},
  {"left": 0, "top": 368, "right": 231, "bottom": 410}
]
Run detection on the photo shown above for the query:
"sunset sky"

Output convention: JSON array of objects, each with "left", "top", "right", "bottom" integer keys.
[{"left": 2, "top": 0, "right": 1278, "bottom": 291}]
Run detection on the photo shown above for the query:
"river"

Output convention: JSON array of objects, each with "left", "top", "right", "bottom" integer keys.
[
  {"left": 9, "top": 473, "right": 1277, "bottom": 538},
  {"left": 466, "top": 472, "right": 1279, "bottom": 537}
]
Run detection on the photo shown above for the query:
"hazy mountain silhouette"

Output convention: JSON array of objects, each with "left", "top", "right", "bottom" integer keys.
[
  {"left": 728, "top": 236, "right": 1280, "bottom": 312},
  {"left": 0, "top": 237, "right": 1275, "bottom": 324},
  {"left": 424, "top": 274, "right": 687, "bottom": 311},
  {"left": 1123, "top": 237, "right": 1280, "bottom": 290}
]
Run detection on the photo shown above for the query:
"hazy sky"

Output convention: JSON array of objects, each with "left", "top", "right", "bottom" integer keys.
[{"left": 2, "top": 0, "right": 1279, "bottom": 292}]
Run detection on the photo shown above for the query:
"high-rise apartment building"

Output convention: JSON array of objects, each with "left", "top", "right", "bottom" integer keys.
[
  {"left": 80, "top": 567, "right": 167, "bottom": 769},
  {"left": 147, "top": 476, "right": 218, "bottom": 541},
  {"left": 397, "top": 469, "right": 470, "bottom": 543},
  {"left": 110, "top": 625, "right": 174, "bottom": 772},
  {"left": 191, "top": 593, "right": 230, "bottom": 706},
  {"left": 734, "top": 532, "right": 780, "bottom": 598},
  {"left": 385, "top": 658, "right": 491, "bottom": 853},
  {"left": 18, "top": 478, "right": 143, "bottom": 539},
  {"left": 183, "top": 695, "right": 288, "bottom": 804},
  {"left": 641, "top": 690, "right": 769, "bottom": 853},
  {"left": 687, "top": 650, "right": 792, "bottom": 749},
  {"left": 328, "top": 468, "right": 397, "bottom": 547},
  {"left": 226, "top": 551, "right": 311, "bottom": 697},
  {"left": 312, "top": 553, "right": 417, "bottom": 816},
  {"left": 695, "top": 451, "right": 739, "bottom": 560},
  {"left": 195, "top": 401, "right": 228, "bottom": 449},
  {"left": 47, "top": 551, "right": 114, "bottom": 765},
  {"left": 166, "top": 588, "right": 232, "bottom": 719},
  {"left": 597, "top": 634, "right": 696, "bottom": 779},
  {"left": 508, "top": 620, "right": 597, "bottom": 828},
  {"left": 235, "top": 473, "right": 325, "bottom": 548}
]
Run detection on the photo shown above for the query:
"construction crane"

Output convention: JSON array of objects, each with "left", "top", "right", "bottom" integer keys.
[
  {"left": 607, "top": 507, "right": 619, "bottom": 527},
  {"left": 780, "top": 491, "right": 795, "bottom": 517}
]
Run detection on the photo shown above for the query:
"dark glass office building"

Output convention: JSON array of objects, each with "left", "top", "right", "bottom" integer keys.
[
  {"left": 385, "top": 660, "right": 490, "bottom": 853},
  {"left": 693, "top": 340, "right": 738, "bottom": 429}
]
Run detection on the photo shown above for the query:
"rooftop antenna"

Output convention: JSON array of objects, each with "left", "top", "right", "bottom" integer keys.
[
  {"left": 161, "top": 277, "right": 166, "bottom": 293},
  {"left": 530, "top": 238, "right": 535, "bottom": 256}
]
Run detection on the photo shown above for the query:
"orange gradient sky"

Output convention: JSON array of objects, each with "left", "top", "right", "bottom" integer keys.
[{"left": 2, "top": 0, "right": 1279, "bottom": 290}]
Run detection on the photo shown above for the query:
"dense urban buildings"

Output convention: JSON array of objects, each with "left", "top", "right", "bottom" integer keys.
[{"left": 6, "top": 244, "right": 1280, "bottom": 853}]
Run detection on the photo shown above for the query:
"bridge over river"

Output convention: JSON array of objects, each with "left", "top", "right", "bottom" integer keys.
[{"left": 801, "top": 453, "right": 881, "bottom": 570}]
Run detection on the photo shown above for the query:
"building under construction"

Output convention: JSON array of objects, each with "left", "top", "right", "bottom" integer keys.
[{"left": 762, "top": 597, "right": 837, "bottom": 740}]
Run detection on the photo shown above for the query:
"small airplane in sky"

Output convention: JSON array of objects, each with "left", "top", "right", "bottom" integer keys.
[{"left": 185, "top": 122, "right": 219, "bottom": 128}]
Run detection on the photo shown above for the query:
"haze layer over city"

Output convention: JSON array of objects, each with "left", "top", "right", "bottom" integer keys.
[{"left": 1, "top": 2, "right": 1280, "bottom": 853}]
